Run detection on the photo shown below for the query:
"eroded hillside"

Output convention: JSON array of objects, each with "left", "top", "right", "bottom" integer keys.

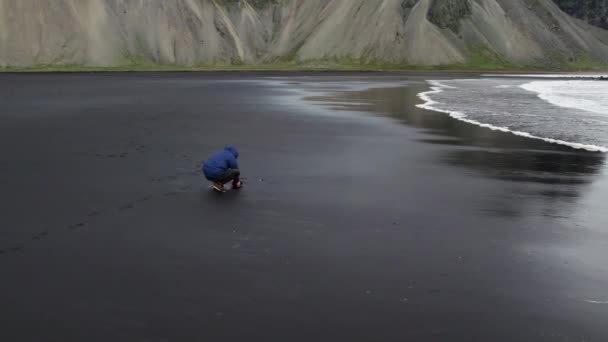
[{"left": 1, "top": 0, "right": 607, "bottom": 68}]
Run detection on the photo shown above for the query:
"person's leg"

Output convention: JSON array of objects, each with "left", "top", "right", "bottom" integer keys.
[
  {"left": 218, "top": 169, "right": 240, "bottom": 184},
  {"left": 229, "top": 169, "right": 241, "bottom": 186}
]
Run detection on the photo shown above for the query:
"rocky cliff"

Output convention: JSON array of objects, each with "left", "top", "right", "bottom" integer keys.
[
  {"left": 553, "top": 0, "right": 608, "bottom": 30},
  {"left": 1, "top": 0, "right": 607, "bottom": 68}
]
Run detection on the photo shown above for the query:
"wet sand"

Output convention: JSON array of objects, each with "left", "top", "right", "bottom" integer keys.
[{"left": 1, "top": 72, "right": 607, "bottom": 341}]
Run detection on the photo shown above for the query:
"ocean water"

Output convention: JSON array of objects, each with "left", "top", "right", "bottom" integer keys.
[{"left": 418, "top": 75, "right": 608, "bottom": 152}]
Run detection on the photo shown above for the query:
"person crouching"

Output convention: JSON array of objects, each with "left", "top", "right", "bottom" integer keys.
[{"left": 202, "top": 145, "right": 242, "bottom": 192}]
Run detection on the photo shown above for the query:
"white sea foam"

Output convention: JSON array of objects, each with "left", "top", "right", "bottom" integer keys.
[
  {"left": 585, "top": 300, "right": 608, "bottom": 304},
  {"left": 483, "top": 74, "right": 608, "bottom": 79},
  {"left": 520, "top": 80, "right": 608, "bottom": 116},
  {"left": 417, "top": 80, "right": 608, "bottom": 152}
]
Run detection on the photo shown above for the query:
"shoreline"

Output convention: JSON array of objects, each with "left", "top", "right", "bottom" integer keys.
[
  {"left": 1, "top": 63, "right": 607, "bottom": 74},
  {"left": 417, "top": 80, "right": 608, "bottom": 153}
]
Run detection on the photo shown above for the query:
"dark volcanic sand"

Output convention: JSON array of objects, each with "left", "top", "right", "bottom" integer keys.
[{"left": 0, "top": 72, "right": 607, "bottom": 341}]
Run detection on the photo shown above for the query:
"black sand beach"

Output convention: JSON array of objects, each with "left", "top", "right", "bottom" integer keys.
[{"left": 1, "top": 72, "right": 607, "bottom": 341}]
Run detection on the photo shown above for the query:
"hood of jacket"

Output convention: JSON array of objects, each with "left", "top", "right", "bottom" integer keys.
[{"left": 224, "top": 145, "right": 239, "bottom": 159}]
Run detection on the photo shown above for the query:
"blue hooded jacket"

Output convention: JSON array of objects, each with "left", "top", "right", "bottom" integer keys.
[{"left": 202, "top": 145, "right": 239, "bottom": 179}]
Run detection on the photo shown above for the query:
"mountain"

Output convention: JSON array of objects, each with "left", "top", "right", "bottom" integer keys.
[
  {"left": 1, "top": 0, "right": 607, "bottom": 68},
  {"left": 553, "top": 0, "right": 608, "bottom": 30}
]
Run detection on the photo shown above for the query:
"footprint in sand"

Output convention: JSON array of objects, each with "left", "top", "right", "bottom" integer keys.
[
  {"left": 119, "top": 203, "right": 135, "bottom": 211},
  {"left": 67, "top": 222, "right": 87, "bottom": 230},
  {"left": 134, "top": 195, "right": 152, "bottom": 203},
  {"left": 87, "top": 210, "right": 102, "bottom": 217}
]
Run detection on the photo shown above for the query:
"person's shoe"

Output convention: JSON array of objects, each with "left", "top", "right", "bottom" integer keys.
[
  {"left": 232, "top": 180, "right": 243, "bottom": 189},
  {"left": 212, "top": 182, "right": 226, "bottom": 192}
]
